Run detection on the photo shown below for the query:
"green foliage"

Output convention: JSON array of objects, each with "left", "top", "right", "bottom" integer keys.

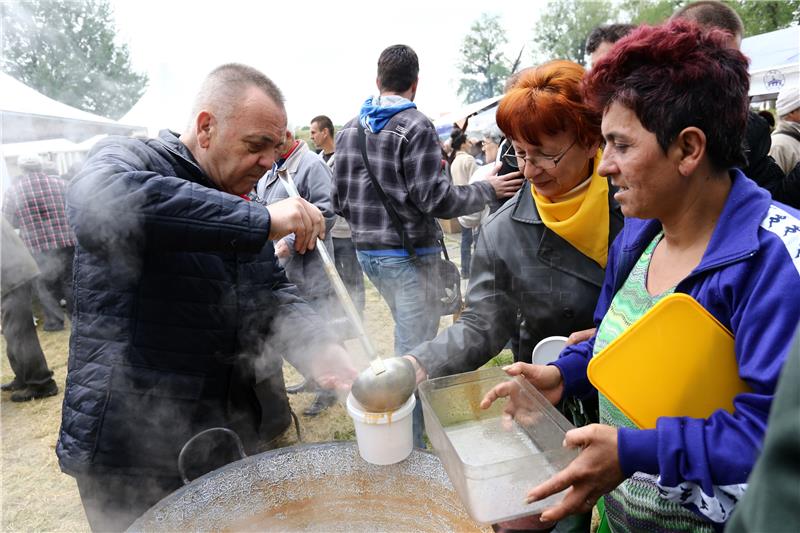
[
  {"left": 481, "top": 350, "right": 514, "bottom": 368},
  {"left": 333, "top": 428, "right": 356, "bottom": 441},
  {"left": 534, "top": 0, "right": 799, "bottom": 68},
  {"left": 1, "top": 0, "right": 148, "bottom": 120},
  {"left": 457, "top": 14, "right": 512, "bottom": 104},
  {"left": 532, "top": 0, "right": 618, "bottom": 65},
  {"left": 621, "top": 0, "right": 800, "bottom": 34},
  {"left": 729, "top": 0, "right": 800, "bottom": 37},
  {"left": 619, "top": 0, "right": 684, "bottom": 24}
]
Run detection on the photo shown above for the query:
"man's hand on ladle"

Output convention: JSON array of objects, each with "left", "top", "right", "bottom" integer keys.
[{"left": 266, "top": 197, "right": 325, "bottom": 254}]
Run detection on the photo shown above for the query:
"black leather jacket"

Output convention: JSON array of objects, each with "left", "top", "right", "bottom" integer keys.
[{"left": 409, "top": 180, "right": 623, "bottom": 378}]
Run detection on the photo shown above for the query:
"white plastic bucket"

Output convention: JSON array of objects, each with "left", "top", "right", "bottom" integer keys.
[
  {"left": 532, "top": 336, "right": 568, "bottom": 365},
  {"left": 346, "top": 392, "right": 416, "bottom": 465}
]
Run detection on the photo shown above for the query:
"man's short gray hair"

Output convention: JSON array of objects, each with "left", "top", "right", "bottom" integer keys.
[
  {"left": 482, "top": 125, "right": 504, "bottom": 145},
  {"left": 190, "top": 63, "right": 284, "bottom": 124}
]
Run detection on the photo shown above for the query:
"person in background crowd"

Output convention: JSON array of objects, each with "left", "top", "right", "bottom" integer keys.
[
  {"left": 255, "top": 126, "right": 339, "bottom": 417},
  {"left": 482, "top": 126, "right": 503, "bottom": 167},
  {"left": 42, "top": 159, "right": 59, "bottom": 177},
  {"left": 745, "top": 111, "right": 798, "bottom": 208},
  {"left": 770, "top": 84, "right": 800, "bottom": 175},
  {"left": 58, "top": 63, "right": 355, "bottom": 532},
  {"left": 458, "top": 125, "right": 507, "bottom": 230},
  {"left": 333, "top": 44, "right": 523, "bottom": 447},
  {"left": 726, "top": 321, "right": 800, "bottom": 533},
  {"left": 673, "top": 0, "right": 797, "bottom": 207},
  {"left": 448, "top": 127, "right": 477, "bottom": 278},
  {"left": 333, "top": 44, "right": 521, "bottom": 358},
  {"left": 758, "top": 109, "right": 775, "bottom": 131},
  {"left": 3, "top": 153, "right": 75, "bottom": 331},
  {"left": 406, "top": 62, "right": 625, "bottom": 533},
  {"left": 1, "top": 216, "right": 59, "bottom": 402},
  {"left": 309, "top": 114, "right": 365, "bottom": 318},
  {"left": 585, "top": 23, "right": 635, "bottom": 66},
  {"left": 469, "top": 135, "right": 485, "bottom": 165},
  {"left": 486, "top": 21, "right": 800, "bottom": 532},
  {"left": 671, "top": 0, "right": 743, "bottom": 47}
]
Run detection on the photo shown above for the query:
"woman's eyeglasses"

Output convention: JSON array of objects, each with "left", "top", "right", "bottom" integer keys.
[{"left": 501, "top": 138, "right": 578, "bottom": 170}]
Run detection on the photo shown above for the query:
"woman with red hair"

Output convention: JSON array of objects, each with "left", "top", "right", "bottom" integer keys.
[
  {"left": 482, "top": 20, "right": 800, "bottom": 532},
  {"left": 407, "top": 59, "right": 622, "bottom": 385},
  {"left": 406, "top": 60, "right": 623, "bottom": 530}
]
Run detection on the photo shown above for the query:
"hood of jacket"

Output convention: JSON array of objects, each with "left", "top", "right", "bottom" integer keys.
[{"left": 359, "top": 95, "right": 416, "bottom": 133}]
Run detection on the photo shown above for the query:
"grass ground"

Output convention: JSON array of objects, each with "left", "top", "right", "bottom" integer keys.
[{"left": 1, "top": 233, "right": 516, "bottom": 531}]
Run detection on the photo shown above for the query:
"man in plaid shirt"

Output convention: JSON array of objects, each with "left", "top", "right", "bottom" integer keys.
[
  {"left": 3, "top": 154, "right": 75, "bottom": 331},
  {"left": 333, "top": 45, "right": 521, "bottom": 358}
]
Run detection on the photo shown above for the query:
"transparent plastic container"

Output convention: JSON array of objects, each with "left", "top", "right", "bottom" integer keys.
[{"left": 419, "top": 367, "right": 578, "bottom": 524}]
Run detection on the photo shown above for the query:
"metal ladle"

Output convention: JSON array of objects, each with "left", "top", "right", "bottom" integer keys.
[{"left": 278, "top": 174, "right": 415, "bottom": 412}]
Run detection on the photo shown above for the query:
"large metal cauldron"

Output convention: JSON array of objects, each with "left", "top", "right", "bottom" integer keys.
[{"left": 128, "top": 441, "right": 487, "bottom": 532}]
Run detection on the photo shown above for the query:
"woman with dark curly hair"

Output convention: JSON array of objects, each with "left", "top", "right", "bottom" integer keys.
[{"left": 482, "top": 20, "right": 800, "bottom": 532}]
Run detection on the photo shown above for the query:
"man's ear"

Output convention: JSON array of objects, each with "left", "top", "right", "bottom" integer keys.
[
  {"left": 675, "top": 127, "right": 706, "bottom": 177},
  {"left": 196, "top": 111, "right": 214, "bottom": 149}
]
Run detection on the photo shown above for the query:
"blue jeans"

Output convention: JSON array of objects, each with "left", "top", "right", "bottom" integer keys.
[
  {"left": 460, "top": 226, "right": 473, "bottom": 277},
  {"left": 356, "top": 252, "right": 440, "bottom": 448},
  {"left": 356, "top": 252, "right": 440, "bottom": 355}
]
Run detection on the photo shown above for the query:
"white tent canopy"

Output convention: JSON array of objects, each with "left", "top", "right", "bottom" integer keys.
[
  {"left": 433, "top": 95, "right": 503, "bottom": 138},
  {"left": 742, "top": 26, "right": 799, "bottom": 101},
  {"left": 0, "top": 72, "right": 146, "bottom": 143},
  {"left": 2, "top": 135, "right": 108, "bottom": 176}
]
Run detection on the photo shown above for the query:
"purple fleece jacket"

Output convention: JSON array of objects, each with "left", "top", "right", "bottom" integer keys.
[{"left": 552, "top": 170, "right": 800, "bottom": 521}]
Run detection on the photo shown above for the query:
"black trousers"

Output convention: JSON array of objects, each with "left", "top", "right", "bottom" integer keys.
[
  {"left": 1, "top": 282, "right": 54, "bottom": 386},
  {"left": 75, "top": 473, "right": 182, "bottom": 532},
  {"left": 32, "top": 246, "right": 73, "bottom": 329},
  {"left": 332, "top": 237, "right": 364, "bottom": 315}
]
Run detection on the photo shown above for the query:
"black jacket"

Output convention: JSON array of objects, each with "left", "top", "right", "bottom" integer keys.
[
  {"left": 409, "top": 180, "right": 623, "bottom": 377},
  {"left": 57, "top": 131, "right": 335, "bottom": 478},
  {"left": 744, "top": 111, "right": 799, "bottom": 208}
]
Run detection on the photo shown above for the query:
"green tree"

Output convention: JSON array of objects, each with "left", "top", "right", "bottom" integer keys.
[
  {"left": 532, "top": 0, "right": 618, "bottom": 65},
  {"left": 730, "top": 0, "right": 800, "bottom": 37},
  {"left": 1, "top": 0, "right": 148, "bottom": 120},
  {"left": 621, "top": 1, "right": 800, "bottom": 35},
  {"left": 619, "top": 0, "right": 683, "bottom": 24},
  {"left": 457, "top": 14, "right": 512, "bottom": 103}
]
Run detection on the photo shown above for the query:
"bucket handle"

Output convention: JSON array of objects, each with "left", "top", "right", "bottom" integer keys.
[{"left": 178, "top": 427, "right": 247, "bottom": 485}]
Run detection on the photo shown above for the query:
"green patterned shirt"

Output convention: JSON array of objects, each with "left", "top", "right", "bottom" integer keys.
[{"left": 593, "top": 232, "right": 713, "bottom": 533}]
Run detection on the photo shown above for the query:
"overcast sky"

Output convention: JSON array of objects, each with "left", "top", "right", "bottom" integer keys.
[{"left": 110, "top": 0, "right": 544, "bottom": 132}]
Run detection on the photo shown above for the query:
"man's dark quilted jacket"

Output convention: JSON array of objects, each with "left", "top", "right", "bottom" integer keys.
[{"left": 57, "top": 130, "right": 335, "bottom": 478}]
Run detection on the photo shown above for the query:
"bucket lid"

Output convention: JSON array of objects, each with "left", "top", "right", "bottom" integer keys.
[
  {"left": 532, "top": 336, "right": 568, "bottom": 365},
  {"left": 346, "top": 392, "right": 416, "bottom": 424}
]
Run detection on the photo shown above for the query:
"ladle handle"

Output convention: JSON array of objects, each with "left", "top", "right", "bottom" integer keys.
[{"left": 278, "top": 173, "right": 380, "bottom": 366}]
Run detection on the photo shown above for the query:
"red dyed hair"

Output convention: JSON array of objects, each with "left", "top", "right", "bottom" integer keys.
[
  {"left": 496, "top": 60, "right": 601, "bottom": 149},
  {"left": 583, "top": 19, "right": 750, "bottom": 170}
]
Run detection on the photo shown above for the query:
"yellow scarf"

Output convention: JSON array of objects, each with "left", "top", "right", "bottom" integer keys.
[{"left": 532, "top": 150, "right": 609, "bottom": 267}]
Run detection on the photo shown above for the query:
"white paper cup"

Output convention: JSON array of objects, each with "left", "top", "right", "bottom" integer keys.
[
  {"left": 532, "top": 336, "right": 568, "bottom": 365},
  {"left": 346, "top": 392, "right": 415, "bottom": 465}
]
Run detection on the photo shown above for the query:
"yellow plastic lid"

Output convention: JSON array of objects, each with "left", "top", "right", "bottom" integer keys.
[{"left": 587, "top": 293, "right": 751, "bottom": 429}]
